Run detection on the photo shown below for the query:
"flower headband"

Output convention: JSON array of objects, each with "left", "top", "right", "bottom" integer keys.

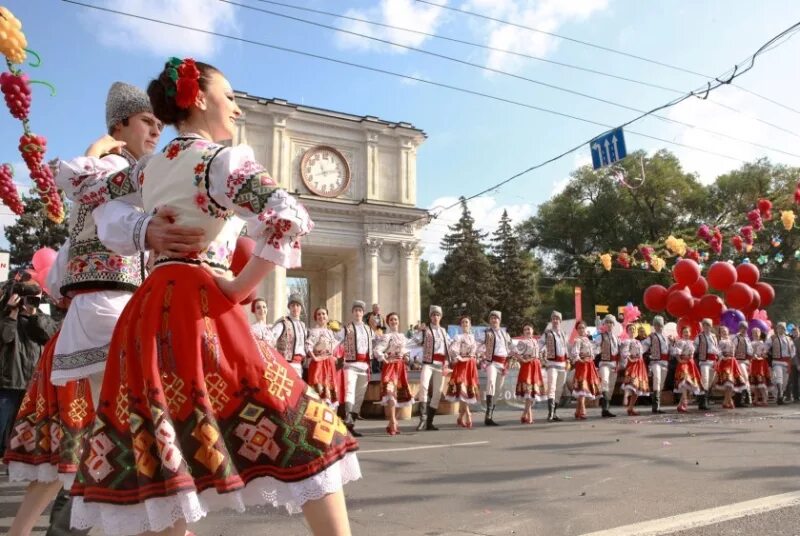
[{"left": 165, "top": 57, "right": 201, "bottom": 109}]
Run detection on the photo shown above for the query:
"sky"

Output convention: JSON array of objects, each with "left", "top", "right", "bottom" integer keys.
[{"left": 2, "top": 0, "right": 800, "bottom": 263}]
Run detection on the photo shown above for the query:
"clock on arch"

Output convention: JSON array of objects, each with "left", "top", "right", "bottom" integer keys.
[{"left": 300, "top": 145, "right": 351, "bottom": 198}]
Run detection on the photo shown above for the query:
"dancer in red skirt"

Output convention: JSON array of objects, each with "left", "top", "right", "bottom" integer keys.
[
  {"left": 715, "top": 339, "right": 748, "bottom": 409},
  {"left": 306, "top": 307, "right": 341, "bottom": 408},
  {"left": 69, "top": 60, "right": 359, "bottom": 536},
  {"left": 446, "top": 315, "right": 480, "bottom": 429},
  {"left": 620, "top": 328, "right": 649, "bottom": 416},
  {"left": 671, "top": 329, "right": 703, "bottom": 413},
  {"left": 570, "top": 321, "right": 601, "bottom": 420},
  {"left": 513, "top": 324, "right": 546, "bottom": 424},
  {"left": 373, "top": 313, "right": 413, "bottom": 435},
  {"left": 749, "top": 327, "right": 771, "bottom": 406}
]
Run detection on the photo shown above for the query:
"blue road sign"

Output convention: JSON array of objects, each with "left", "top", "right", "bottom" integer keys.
[{"left": 590, "top": 128, "right": 627, "bottom": 169}]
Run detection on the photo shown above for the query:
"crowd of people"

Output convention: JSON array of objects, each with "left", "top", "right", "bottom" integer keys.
[{"left": 247, "top": 301, "right": 800, "bottom": 436}]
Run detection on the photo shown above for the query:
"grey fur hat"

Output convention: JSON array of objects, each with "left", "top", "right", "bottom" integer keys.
[{"left": 105, "top": 82, "right": 152, "bottom": 132}]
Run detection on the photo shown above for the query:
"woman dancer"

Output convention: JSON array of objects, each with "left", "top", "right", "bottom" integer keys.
[
  {"left": 748, "top": 327, "right": 771, "bottom": 406},
  {"left": 446, "top": 315, "right": 480, "bottom": 429},
  {"left": 715, "top": 338, "right": 748, "bottom": 409},
  {"left": 249, "top": 296, "right": 275, "bottom": 347},
  {"left": 68, "top": 59, "right": 359, "bottom": 536},
  {"left": 571, "top": 321, "right": 601, "bottom": 420},
  {"left": 672, "top": 328, "right": 703, "bottom": 413},
  {"left": 620, "top": 327, "right": 649, "bottom": 416},
  {"left": 373, "top": 312, "right": 413, "bottom": 435},
  {"left": 306, "top": 306, "right": 341, "bottom": 408},
  {"left": 513, "top": 324, "right": 546, "bottom": 424}
]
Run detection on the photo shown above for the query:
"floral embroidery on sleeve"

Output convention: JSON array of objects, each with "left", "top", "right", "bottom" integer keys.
[{"left": 226, "top": 160, "right": 277, "bottom": 214}]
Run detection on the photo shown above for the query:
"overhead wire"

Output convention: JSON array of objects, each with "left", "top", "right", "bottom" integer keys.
[
  {"left": 246, "top": 0, "right": 800, "bottom": 140},
  {"left": 415, "top": 0, "right": 800, "bottom": 117},
  {"left": 223, "top": 0, "right": 800, "bottom": 159}
]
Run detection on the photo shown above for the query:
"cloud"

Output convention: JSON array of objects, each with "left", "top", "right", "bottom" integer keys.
[
  {"left": 661, "top": 88, "right": 800, "bottom": 184},
  {"left": 462, "top": 0, "right": 609, "bottom": 72},
  {"left": 420, "top": 195, "right": 534, "bottom": 265},
  {"left": 87, "top": 0, "right": 238, "bottom": 58},
  {"left": 335, "top": 0, "right": 448, "bottom": 53}
]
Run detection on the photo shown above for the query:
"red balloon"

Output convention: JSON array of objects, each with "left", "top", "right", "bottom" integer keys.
[
  {"left": 666, "top": 289, "right": 693, "bottom": 318},
  {"left": 230, "top": 236, "right": 255, "bottom": 275},
  {"left": 689, "top": 276, "right": 708, "bottom": 298},
  {"left": 745, "top": 288, "right": 761, "bottom": 311},
  {"left": 667, "top": 283, "right": 687, "bottom": 295},
  {"left": 643, "top": 284, "right": 669, "bottom": 312},
  {"left": 754, "top": 282, "right": 775, "bottom": 308},
  {"left": 687, "top": 298, "right": 703, "bottom": 321},
  {"left": 736, "top": 263, "right": 760, "bottom": 286},
  {"left": 725, "top": 282, "right": 752, "bottom": 310},
  {"left": 672, "top": 259, "right": 701, "bottom": 287},
  {"left": 697, "top": 294, "right": 725, "bottom": 320},
  {"left": 677, "top": 317, "right": 702, "bottom": 339},
  {"left": 707, "top": 261, "right": 737, "bottom": 291},
  {"left": 31, "top": 247, "right": 57, "bottom": 273}
]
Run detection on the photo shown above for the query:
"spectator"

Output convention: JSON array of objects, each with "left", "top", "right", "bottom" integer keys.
[
  {"left": 0, "top": 278, "right": 58, "bottom": 456},
  {"left": 365, "top": 303, "right": 385, "bottom": 333}
]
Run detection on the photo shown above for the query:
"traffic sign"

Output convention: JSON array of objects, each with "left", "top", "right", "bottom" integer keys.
[{"left": 590, "top": 127, "right": 627, "bottom": 169}]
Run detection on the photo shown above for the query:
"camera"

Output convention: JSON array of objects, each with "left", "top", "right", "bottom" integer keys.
[{"left": 23, "top": 295, "right": 41, "bottom": 309}]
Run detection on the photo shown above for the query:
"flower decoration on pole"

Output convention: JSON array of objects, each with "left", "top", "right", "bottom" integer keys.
[
  {"left": 757, "top": 198, "right": 773, "bottom": 220},
  {"left": 650, "top": 255, "right": 665, "bottom": 272},
  {"left": 599, "top": 253, "right": 612, "bottom": 271},
  {"left": 781, "top": 210, "right": 795, "bottom": 231},
  {"left": 0, "top": 6, "right": 62, "bottom": 223},
  {"left": 0, "top": 162, "right": 23, "bottom": 214}
]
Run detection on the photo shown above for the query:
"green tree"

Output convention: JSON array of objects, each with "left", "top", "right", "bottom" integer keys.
[
  {"left": 490, "top": 210, "right": 538, "bottom": 333},
  {"left": 419, "top": 258, "right": 435, "bottom": 325},
  {"left": 431, "top": 197, "right": 496, "bottom": 325},
  {"left": 4, "top": 193, "right": 69, "bottom": 268}
]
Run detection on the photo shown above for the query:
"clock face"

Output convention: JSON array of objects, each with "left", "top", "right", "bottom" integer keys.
[{"left": 300, "top": 146, "right": 351, "bottom": 198}]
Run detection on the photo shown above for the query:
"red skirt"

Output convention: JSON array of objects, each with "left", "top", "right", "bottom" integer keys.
[
  {"left": 572, "top": 360, "right": 601, "bottom": 399},
  {"left": 749, "top": 358, "right": 771, "bottom": 387},
  {"left": 4, "top": 332, "right": 95, "bottom": 487},
  {"left": 673, "top": 358, "right": 703, "bottom": 395},
  {"left": 307, "top": 356, "right": 340, "bottom": 407},
  {"left": 715, "top": 357, "right": 748, "bottom": 391},
  {"left": 379, "top": 361, "right": 413, "bottom": 407},
  {"left": 622, "top": 358, "right": 650, "bottom": 396},
  {"left": 515, "top": 359, "right": 546, "bottom": 401},
  {"left": 70, "top": 265, "right": 359, "bottom": 532},
  {"left": 446, "top": 358, "right": 480, "bottom": 404}
]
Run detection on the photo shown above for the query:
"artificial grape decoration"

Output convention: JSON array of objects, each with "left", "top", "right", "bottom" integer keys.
[
  {"left": 0, "top": 163, "right": 25, "bottom": 215},
  {"left": 0, "top": 71, "right": 30, "bottom": 119},
  {"left": 0, "top": 7, "right": 27, "bottom": 65},
  {"left": 18, "top": 132, "right": 45, "bottom": 170}
]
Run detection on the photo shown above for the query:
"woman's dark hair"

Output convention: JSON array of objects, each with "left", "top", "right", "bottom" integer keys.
[
  {"left": 313, "top": 307, "right": 328, "bottom": 321},
  {"left": 522, "top": 323, "right": 535, "bottom": 334},
  {"left": 386, "top": 312, "right": 399, "bottom": 324},
  {"left": 576, "top": 320, "right": 587, "bottom": 329},
  {"left": 250, "top": 297, "right": 267, "bottom": 314},
  {"left": 147, "top": 60, "right": 221, "bottom": 126}
]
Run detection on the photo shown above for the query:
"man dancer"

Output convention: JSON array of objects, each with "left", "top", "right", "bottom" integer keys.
[
  {"left": 541, "top": 310, "right": 569, "bottom": 422},
  {"left": 342, "top": 300, "right": 374, "bottom": 437},
  {"left": 731, "top": 320, "right": 753, "bottom": 407},
  {"left": 694, "top": 319, "right": 721, "bottom": 410},
  {"left": 478, "top": 310, "right": 512, "bottom": 426},
  {"left": 641, "top": 316, "right": 669, "bottom": 414},
  {"left": 272, "top": 294, "right": 309, "bottom": 378},
  {"left": 597, "top": 314, "right": 620, "bottom": 418},
  {"left": 769, "top": 322, "right": 794, "bottom": 405},
  {"left": 10, "top": 82, "right": 204, "bottom": 536},
  {"left": 413, "top": 305, "right": 451, "bottom": 431}
]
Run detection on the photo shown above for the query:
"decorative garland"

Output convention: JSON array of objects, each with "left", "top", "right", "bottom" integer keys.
[{"left": 0, "top": 6, "right": 63, "bottom": 223}]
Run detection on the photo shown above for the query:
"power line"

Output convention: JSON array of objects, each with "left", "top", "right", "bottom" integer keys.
[
  {"left": 224, "top": 0, "right": 800, "bottom": 159},
  {"left": 246, "top": 0, "right": 800, "bottom": 140},
  {"left": 415, "top": 0, "right": 800, "bottom": 117}
]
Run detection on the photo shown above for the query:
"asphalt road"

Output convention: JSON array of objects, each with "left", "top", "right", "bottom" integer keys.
[{"left": 2, "top": 403, "right": 799, "bottom": 535}]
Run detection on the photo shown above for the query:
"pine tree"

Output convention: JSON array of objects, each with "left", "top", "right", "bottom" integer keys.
[
  {"left": 490, "top": 210, "right": 538, "bottom": 333},
  {"left": 4, "top": 193, "right": 69, "bottom": 268},
  {"left": 431, "top": 197, "right": 496, "bottom": 325}
]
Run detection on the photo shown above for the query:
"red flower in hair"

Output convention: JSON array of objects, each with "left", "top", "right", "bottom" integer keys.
[{"left": 175, "top": 58, "right": 201, "bottom": 109}]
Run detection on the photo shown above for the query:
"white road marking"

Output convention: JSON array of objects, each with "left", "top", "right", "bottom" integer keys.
[
  {"left": 579, "top": 490, "right": 800, "bottom": 536},
  {"left": 358, "top": 441, "right": 489, "bottom": 454}
]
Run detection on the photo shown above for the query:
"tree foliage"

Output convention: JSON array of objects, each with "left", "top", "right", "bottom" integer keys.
[{"left": 4, "top": 193, "right": 69, "bottom": 268}]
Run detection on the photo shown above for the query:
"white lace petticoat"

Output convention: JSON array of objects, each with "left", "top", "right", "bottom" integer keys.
[{"left": 70, "top": 452, "right": 361, "bottom": 535}]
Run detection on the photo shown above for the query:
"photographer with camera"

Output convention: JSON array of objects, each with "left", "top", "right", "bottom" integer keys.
[{"left": 0, "top": 276, "right": 58, "bottom": 457}]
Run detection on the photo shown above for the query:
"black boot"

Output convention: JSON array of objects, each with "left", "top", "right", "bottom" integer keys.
[
  {"left": 651, "top": 392, "right": 664, "bottom": 414},
  {"left": 484, "top": 395, "right": 498, "bottom": 426},
  {"left": 416, "top": 402, "right": 427, "bottom": 431},
  {"left": 552, "top": 401, "right": 562, "bottom": 422},
  {"left": 743, "top": 389, "right": 752, "bottom": 407},
  {"left": 733, "top": 392, "right": 743, "bottom": 408},
  {"left": 698, "top": 394, "right": 708, "bottom": 411},
  {"left": 547, "top": 398, "right": 556, "bottom": 422},
  {"left": 344, "top": 403, "right": 362, "bottom": 437},
  {"left": 601, "top": 392, "right": 616, "bottom": 418},
  {"left": 490, "top": 402, "right": 501, "bottom": 426},
  {"left": 425, "top": 404, "right": 439, "bottom": 431},
  {"left": 777, "top": 387, "right": 785, "bottom": 405},
  {"left": 46, "top": 490, "right": 91, "bottom": 536}
]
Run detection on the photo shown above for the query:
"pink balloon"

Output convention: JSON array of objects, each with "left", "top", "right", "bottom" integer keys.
[{"left": 31, "top": 247, "right": 57, "bottom": 273}]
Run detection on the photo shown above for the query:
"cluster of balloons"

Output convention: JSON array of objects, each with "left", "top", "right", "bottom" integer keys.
[{"left": 643, "top": 259, "right": 775, "bottom": 338}]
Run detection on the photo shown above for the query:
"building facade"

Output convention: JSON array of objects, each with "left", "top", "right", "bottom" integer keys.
[{"left": 234, "top": 93, "right": 428, "bottom": 325}]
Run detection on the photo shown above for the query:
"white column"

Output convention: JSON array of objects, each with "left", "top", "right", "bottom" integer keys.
[
  {"left": 365, "top": 131, "right": 379, "bottom": 200},
  {"left": 326, "top": 264, "right": 344, "bottom": 321},
  {"left": 364, "top": 237, "right": 382, "bottom": 305},
  {"left": 399, "top": 138, "right": 417, "bottom": 205},
  {"left": 264, "top": 266, "right": 287, "bottom": 323},
  {"left": 271, "top": 113, "right": 291, "bottom": 189},
  {"left": 399, "top": 241, "right": 417, "bottom": 329}
]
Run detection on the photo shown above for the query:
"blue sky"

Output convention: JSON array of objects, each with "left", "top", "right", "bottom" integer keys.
[{"left": 2, "top": 0, "right": 800, "bottom": 260}]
